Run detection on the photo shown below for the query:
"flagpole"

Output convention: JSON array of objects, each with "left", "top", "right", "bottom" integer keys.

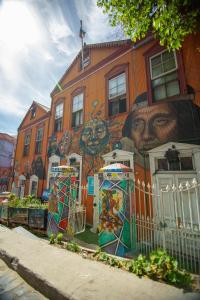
[{"left": 80, "top": 20, "right": 84, "bottom": 71}]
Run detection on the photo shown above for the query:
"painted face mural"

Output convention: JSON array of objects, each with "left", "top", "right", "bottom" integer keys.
[
  {"left": 58, "top": 131, "right": 72, "bottom": 159},
  {"left": 122, "top": 100, "right": 200, "bottom": 155},
  {"left": 80, "top": 118, "right": 109, "bottom": 155}
]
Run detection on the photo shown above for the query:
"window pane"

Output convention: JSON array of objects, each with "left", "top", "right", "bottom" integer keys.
[
  {"left": 109, "top": 73, "right": 126, "bottom": 99},
  {"left": 152, "top": 77, "right": 165, "bottom": 87},
  {"left": 180, "top": 157, "right": 193, "bottom": 170},
  {"left": 163, "top": 59, "right": 176, "bottom": 73},
  {"left": 151, "top": 55, "right": 161, "bottom": 67},
  {"left": 73, "top": 93, "right": 83, "bottom": 112},
  {"left": 165, "top": 71, "right": 178, "bottom": 82},
  {"left": 153, "top": 85, "right": 166, "bottom": 101},
  {"left": 166, "top": 80, "right": 180, "bottom": 97},
  {"left": 152, "top": 64, "right": 163, "bottom": 78},
  {"left": 162, "top": 51, "right": 174, "bottom": 62},
  {"left": 157, "top": 158, "right": 168, "bottom": 170},
  {"left": 55, "top": 103, "right": 63, "bottom": 119}
]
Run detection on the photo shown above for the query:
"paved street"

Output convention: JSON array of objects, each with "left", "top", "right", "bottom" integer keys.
[{"left": 0, "top": 258, "right": 46, "bottom": 300}]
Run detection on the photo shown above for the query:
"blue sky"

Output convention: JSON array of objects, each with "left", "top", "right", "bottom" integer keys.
[{"left": 0, "top": 0, "right": 123, "bottom": 136}]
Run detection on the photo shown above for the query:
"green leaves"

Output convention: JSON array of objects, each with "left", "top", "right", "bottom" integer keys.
[{"left": 97, "top": 0, "right": 200, "bottom": 50}]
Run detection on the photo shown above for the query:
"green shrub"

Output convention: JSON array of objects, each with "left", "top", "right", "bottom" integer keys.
[
  {"left": 49, "top": 234, "right": 55, "bottom": 244},
  {"left": 66, "top": 241, "right": 81, "bottom": 253},
  {"left": 129, "top": 250, "right": 192, "bottom": 288},
  {"left": 56, "top": 233, "right": 63, "bottom": 244}
]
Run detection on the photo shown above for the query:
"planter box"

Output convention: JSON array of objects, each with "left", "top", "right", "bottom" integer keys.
[
  {"left": 8, "top": 207, "right": 28, "bottom": 225},
  {"left": 28, "top": 208, "right": 48, "bottom": 229},
  {"left": 0, "top": 204, "right": 9, "bottom": 222}
]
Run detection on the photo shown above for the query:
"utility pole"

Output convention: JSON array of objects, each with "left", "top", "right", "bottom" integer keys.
[{"left": 79, "top": 20, "right": 86, "bottom": 70}]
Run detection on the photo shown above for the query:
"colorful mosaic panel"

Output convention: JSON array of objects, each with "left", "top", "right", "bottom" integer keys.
[
  {"left": 47, "top": 175, "right": 77, "bottom": 237},
  {"left": 98, "top": 178, "right": 131, "bottom": 257}
]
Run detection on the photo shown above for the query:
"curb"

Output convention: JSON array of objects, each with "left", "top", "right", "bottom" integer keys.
[{"left": 0, "top": 249, "right": 72, "bottom": 300}]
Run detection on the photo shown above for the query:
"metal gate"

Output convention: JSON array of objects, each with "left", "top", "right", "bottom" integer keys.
[{"left": 133, "top": 178, "right": 200, "bottom": 274}]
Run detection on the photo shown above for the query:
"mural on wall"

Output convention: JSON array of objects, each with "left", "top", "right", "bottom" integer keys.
[
  {"left": 31, "top": 157, "right": 45, "bottom": 179},
  {"left": 98, "top": 178, "right": 131, "bottom": 257},
  {"left": 121, "top": 99, "right": 200, "bottom": 167},
  {"left": 58, "top": 131, "right": 72, "bottom": 159},
  {"left": 78, "top": 99, "right": 124, "bottom": 177},
  {"left": 47, "top": 134, "right": 59, "bottom": 158}
]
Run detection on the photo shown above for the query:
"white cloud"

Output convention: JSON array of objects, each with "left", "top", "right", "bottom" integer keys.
[{"left": 0, "top": 95, "right": 28, "bottom": 117}]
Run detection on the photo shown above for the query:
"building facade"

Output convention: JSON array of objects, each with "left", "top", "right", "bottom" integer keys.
[
  {"left": 13, "top": 33, "right": 200, "bottom": 225},
  {"left": 13, "top": 101, "right": 50, "bottom": 198}
]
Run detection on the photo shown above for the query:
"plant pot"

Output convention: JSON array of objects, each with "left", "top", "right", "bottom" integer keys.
[
  {"left": 8, "top": 207, "right": 28, "bottom": 225},
  {"left": 28, "top": 208, "right": 48, "bottom": 229}
]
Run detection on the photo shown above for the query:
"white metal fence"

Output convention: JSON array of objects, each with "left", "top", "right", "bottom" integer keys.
[{"left": 133, "top": 178, "right": 200, "bottom": 274}]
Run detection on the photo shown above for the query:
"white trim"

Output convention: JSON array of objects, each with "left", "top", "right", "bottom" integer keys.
[
  {"left": 67, "top": 153, "right": 82, "bottom": 204},
  {"left": 29, "top": 174, "right": 39, "bottom": 196},
  {"left": 47, "top": 154, "right": 60, "bottom": 188},
  {"left": 150, "top": 49, "right": 178, "bottom": 80},
  {"left": 102, "top": 149, "right": 134, "bottom": 171}
]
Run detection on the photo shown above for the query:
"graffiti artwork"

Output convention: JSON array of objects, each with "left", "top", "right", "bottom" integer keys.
[
  {"left": 80, "top": 118, "right": 109, "bottom": 155},
  {"left": 98, "top": 179, "right": 131, "bottom": 257},
  {"left": 58, "top": 131, "right": 72, "bottom": 159},
  {"left": 121, "top": 99, "right": 200, "bottom": 166},
  {"left": 31, "top": 157, "right": 45, "bottom": 179},
  {"left": 47, "top": 134, "right": 59, "bottom": 158}
]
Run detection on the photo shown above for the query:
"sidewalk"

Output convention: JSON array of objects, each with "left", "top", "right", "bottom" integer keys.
[
  {"left": 0, "top": 258, "right": 46, "bottom": 299},
  {"left": 0, "top": 225, "right": 199, "bottom": 300}
]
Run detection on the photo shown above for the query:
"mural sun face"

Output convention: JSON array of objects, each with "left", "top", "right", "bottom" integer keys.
[{"left": 80, "top": 119, "right": 109, "bottom": 155}]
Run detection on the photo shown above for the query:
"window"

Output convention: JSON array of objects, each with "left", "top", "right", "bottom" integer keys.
[
  {"left": 157, "top": 157, "right": 193, "bottom": 171},
  {"left": 80, "top": 47, "right": 90, "bottom": 70},
  {"left": 72, "top": 93, "right": 83, "bottom": 127},
  {"left": 35, "top": 127, "right": 43, "bottom": 154},
  {"left": 23, "top": 134, "right": 30, "bottom": 156},
  {"left": 54, "top": 102, "right": 63, "bottom": 132},
  {"left": 30, "top": 106, "right": 36, "bottom": 119},
  {"left": 108, "top": 73, "right": 126, "bottom": 116},
  {"left": 150, "top": 50, "right": 180, "bottom": 101}
]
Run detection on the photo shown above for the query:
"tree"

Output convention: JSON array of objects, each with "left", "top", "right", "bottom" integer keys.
[{"left": 97, "top": 0, "right": 200, "bottom": 50}]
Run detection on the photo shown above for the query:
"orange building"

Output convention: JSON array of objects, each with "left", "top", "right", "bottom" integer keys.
[
  {"left": 13, "top": 34, "right": 200, "bottom": 225},
  {"left": 13, "top": 101, "right": 50, "bottom": 198}
]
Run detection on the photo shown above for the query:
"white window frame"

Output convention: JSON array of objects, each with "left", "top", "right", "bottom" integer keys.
[
  {"left": 150, "top": 49, "right": 178, "bottom": 80},
  {"left": 35, "top": 127, "right": 43, "bottom": 154},
  {"left": 29, "top": 174, "right": 39, "bottom": 196},
  {"left": 67, "top": 153, "right": 82, "bottom": 204},
  {"left": 72, "top": 93, "right": 83, "bottom": 127},
  {"left": 23, "top": 133, "right": 31, "bottom": 156},
  {"left": 108, "top": 72, "right": 126, "bottom": 100},
  {"left": 54, "top": 102, "right": 63, "bottom": 132}
]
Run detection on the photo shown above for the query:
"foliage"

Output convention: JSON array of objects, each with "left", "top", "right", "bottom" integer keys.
[
  {"left": 66, "top": 241, "right": 81, "bottom": 253},
  {"left": 93, "top": 248, "right": 192, "bottom": 288},
  {"left": 49, "top": 233, "right": 55, "bottom": 244},
  {"left": 97, "top": 0, "right": 200, "bottom": 50},
  {"left": 8, "top": 194, "right": 47, "bottom": 209},
  {"left": 56, "top": 233, "right": 63, "bottom": 244},
  {"left": 127, "top": 250, "right": 192, "bottom": 288}
]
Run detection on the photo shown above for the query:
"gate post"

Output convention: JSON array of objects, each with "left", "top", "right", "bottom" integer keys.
[{"left": 91, "top": 173, "right": 99, "bottom": 233}]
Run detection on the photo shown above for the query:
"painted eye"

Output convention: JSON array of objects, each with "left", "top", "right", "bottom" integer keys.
[{"left": 154, "top": 118, "right": 169, "bottom": 126}]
